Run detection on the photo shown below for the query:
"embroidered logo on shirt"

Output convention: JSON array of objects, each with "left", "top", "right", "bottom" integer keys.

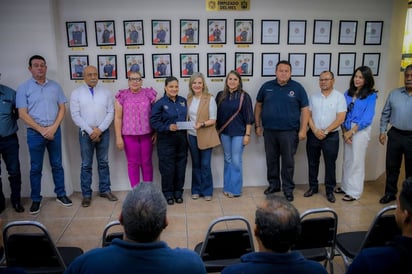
[
  {"left": 180, "top": 101, "right": 185, "bottom": 107},
  {"left": 288, "top": 90, "right": 295, "bottom": 98}
]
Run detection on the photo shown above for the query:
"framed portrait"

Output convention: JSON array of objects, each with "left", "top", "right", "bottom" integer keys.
[
  {"left": 207, "top": 19, "right": 227, "bottom": 44},
  {"left": 313, "top": 53, "right": 332, "bottom": 76},
  {"left": 97, "top": 55, "right": 117, "bottom": 79},
  {"left": 235, "top": 52, "right": 253, "bottom": 76},
  {"left": 69, "top": 55, "right": 88, "bottom": 80},
  {"left": 234, "top": 19, "right": 253, "bottom": 44},
  {"left": 180, "top": 53, "right": 199, "bottom": 78},
  {"left": 123, "top": 20, "right": 144, "bottom": 46},
  {"left": 362, "top": 53, "right": 381, "bottom": 76},
  {"left": 66, "top": 21, "right": 87, "bottom": 48},
  {"left": 288, "top": 20, "right": 306, "bottom": 45},
  {"left": 125, "top": 54, "right": 145, "bottom": 79},
  {"left": 338, "top": 52, "right": 356, "bottom": 76},
  {"left": 338, "top": 20, "right": 358, "bottom": 45},
  {"left": 313, "top": 20, "right": 332, "bottom": 44},
  {"left": 207, "top": 53, "right": 226, "bottom": 77},
  {"left": 261, "top": 20, "right": 280, "bottom": 44},
  {"left": 261, "top": 53, "right": 280, "bottom": 77},
  {"left": 95, "top": 20, "right": 116, "bottom": 46},
  {"left": 152, "top": 20, "right": 171, "bottom": 45},
  {"left": 364, "top": 21, "right": 383, "bottom": 45},
  {"left": 152, "top": 53, "right": 172, "bottom": 78},
  {"left": 288, "top": 53, "right": 307, "bottom": 76},
  {"left": 180, "top": 19, "right": 199, "bottom": 45}
]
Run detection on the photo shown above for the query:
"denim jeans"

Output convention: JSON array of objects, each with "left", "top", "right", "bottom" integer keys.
[
  {"left": 0, "top": 133, "right": 22, "bottom": 204},
  {"left": 27, "top": 127, "right": 66, "bottom": 202},
  {"left": 220, "top": 134, "right": 244, "bottom": 196},
  {"left": 188, "top": 134, "right": 213, "bottom": 197},
  {"left": 79, "top": 129, "right": 111, "bottom": 197}
]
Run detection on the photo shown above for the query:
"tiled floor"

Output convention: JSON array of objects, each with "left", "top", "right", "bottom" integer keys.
[{"left": 0, "top": 174, "right": 400, "bottom": 274}]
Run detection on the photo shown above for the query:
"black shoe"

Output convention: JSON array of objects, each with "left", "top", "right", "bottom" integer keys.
[
  {"left": 326, "top": 192, "right": 336, "bottom": 203},
  {"left": 303, "top": 188, "right": 318, "bottom": 197},
  {"left": 167, "top": 198, "right": 174, "bottom": 205},
  {"left": 379, "top": 194, "right": 396, "bottom": 204},
  {"left": 13, "top": 203, "right": 25, "bottom": 213},
  {"left": 99, "top": 192, "right": 118, "bottom": 201},
  {"left": 284, "top": 192, "right": 294, "bottom": 202},
  {"left": 30, "top": 201, "right": 41, "bottom": 215},
  {"left": 175, "top": 197, "right": 183, "bottom": 204},
  {"left": 56, "top": 196, "right": 73, "bottom": 207},
  {"left": 264, "top": 185, "right": 280, "bottom": 195}
]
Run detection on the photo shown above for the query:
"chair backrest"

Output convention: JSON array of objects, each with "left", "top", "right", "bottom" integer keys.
[{"left": 102, "top": 220, "right": 123, "bottom": 247}]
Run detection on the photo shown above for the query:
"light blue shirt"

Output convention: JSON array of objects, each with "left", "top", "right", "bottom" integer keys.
[
  {"left": 380, "top": 87, "right": 412, "bottom": 133},
  {"left": 16, "top": 78, "right": 67, "bottom": 127}
]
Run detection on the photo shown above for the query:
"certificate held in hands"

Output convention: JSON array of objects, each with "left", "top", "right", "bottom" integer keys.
[{"left": 176, "top": 121, "right": 194, "bottom": 130}]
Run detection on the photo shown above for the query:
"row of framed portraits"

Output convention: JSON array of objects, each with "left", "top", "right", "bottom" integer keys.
[
  {"left": 66, "top": 19, "right": 383, "bottom": 47},
  {"left": 69, "top": 52, "right": 381, "bottom": 80}
]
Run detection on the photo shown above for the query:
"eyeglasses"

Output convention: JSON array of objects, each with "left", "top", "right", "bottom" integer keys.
[
  {"left": 129, "top": 77, "right": 142, "bottom": 82},
  {"left": 319, "top": 78, "right": 333, "bottom": 82},
  {"left": 347, "top": 102, "right": 354, "bottom": 113}
]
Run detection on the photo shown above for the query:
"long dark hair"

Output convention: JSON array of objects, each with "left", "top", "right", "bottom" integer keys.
[
  {"left": 348, "top": 66, "right": 378, "bottom": 99},
  {"left": 217, "top": 70, "right": 244, "bottom": 107}
]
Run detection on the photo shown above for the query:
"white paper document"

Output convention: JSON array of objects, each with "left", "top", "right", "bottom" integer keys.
[{"left": 176, "top": 121, "right": 194, "bottom": 130}]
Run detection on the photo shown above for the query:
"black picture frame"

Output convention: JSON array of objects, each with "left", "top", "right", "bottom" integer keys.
[
  {"left": 123, "top": 20, "right": 144, "bottom": 46},
  {"left": 261, "top": 20, "right": 280, "bottom": 44},
  {"left": 69, "top": 55, "right": 89, "bottom": 80},
  {"left": 180, "top": 53, "right": 199, "bottom": 78},
  {"left": 234, "top": 19, "right": 253, "bottom": 44},
  {"left": 364, "top": 21, "right": 383, "bottom": 45},
  {"left": 207, "top": 53, "right": 226, "bottom": 77},
  {"left": 180, "top": 19, "right": 199, "bottom": 45},
  {"left": 288, "top": 53, "right": 307, "bottom": 76},
  {"left": 152, "top": 20, "right": 171, "bottom": 45},
  {"left": 313, "top": 20, "right": 332, "bottom": 44},
  {"left": 125, "top": 54, "right": 145, "bottom": 79},
  {"left": 207, "top": 19, "right": 227, "bottom": 44},
  {"left": 362, "top": 53, "right": 381, "bottom": 76},
  {"left": 95, "top": 20, "right": 116, "bottom": 46},
  {"left": 97, "top": 55, "right": 117, "bottom": 79},
  {"left": 338, "top": 52, "right": 356, "bottom": 76},
  {"left": 261, "top": 53, "right": 280, "bottom": 77},
  {"left": 313, "top": 53, "right": 332, "bottom": 76},
  {"left": 338, "top": 20, "right": 358, "bottom": 45},
  {"left": 235, "top": 52, "right": 253, "bottom": 76},
  {"left": 152, "top": 53, "right": 172, "bottom": 78},
  {"left": 288, "top": 20, "right": 306, "bottom": 45},
  {"left": 66, "top": 21, "right": 88, "bottom": 48}
]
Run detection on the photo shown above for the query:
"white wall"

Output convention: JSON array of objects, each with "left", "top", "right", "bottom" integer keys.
[{"left": 0, "top": 0, "right": 408, "bottom": 197}]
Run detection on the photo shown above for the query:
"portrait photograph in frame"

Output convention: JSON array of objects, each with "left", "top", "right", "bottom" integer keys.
[
  {"left": 313, "top": 20, "right": 332, "bottom": 44},
  {"left": 95, "top": 20, "right": 116, "bottom": 46},
  {"left": 152, "top": 53, "right": 172, "bottom": 78},
  {"left": 261, "top": 53, "right": 280, "bottom": 77},
  {"left": 180, "top": 19, "right": 199, "bottom": 45},
  {"left": 207, "top": 19, "right": 226, "bottom": 44},
  {"left": 261, "top": 20, "right": 280, "bottom": 44},
  {"left": 338, "top": 52, "right": 356, "bottom": 76},
  {"left": 288, "top": 53, "right": 307, "bottom": 76},
  {"left": 234, "top": 19, "right": 253, "bottom": 44},
  {"left": 235, "top": 52, "right": 253, "bottom": 76},
  {"left": 207, "top": 53, "right": 226, "bottom": 77},
  {"left": 362, "top": 53, "right": 381, "bottom": 76},
  {"left": 97, "top": 55, "right": 117, "bottom": 79},
  {"left": 66, "top": 21, "right": 87, "bottom": 48},
  {"left": 288, "top": 20, "right": 306, "bottom": 45},
  {"left": 123, "top": 20, "right": 144, "bottom": 46},
  {"left": 125, "top": 54, "right": 145, "bottom": 78},
  {"left": 152, "top": 20, "right": 171, "bottom": 45},
  {"left": 69, "top": 55, "right": 88, "bottom": 80},
  {"left": 338, "top": 20, "right": 358, "bottom": 45},
  {"left": 364, "top": 21, "right": 383, "bottom": 45},
  {"left": 180, "top": 53, "right": 199, "bottom": 78},
  {"left": 313, "top": 53, "right": 332, "bottom": 76}
]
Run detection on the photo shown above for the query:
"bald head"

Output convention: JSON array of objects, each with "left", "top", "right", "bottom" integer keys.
[{"left": 83, "top": 66, "right": 98, "bottom": 87}]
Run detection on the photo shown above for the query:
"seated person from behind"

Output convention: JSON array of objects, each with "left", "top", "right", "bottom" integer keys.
[
  {"left": 222, "top": 194, "right": 328, "bottom": 274},
  {"left": 64, "top": 183, "right": 206, "bottom": 274},
  {"left": 346, "top": 177, "right": 412, "bottom": 274}
]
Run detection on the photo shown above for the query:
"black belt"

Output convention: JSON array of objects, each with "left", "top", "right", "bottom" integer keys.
[
  {"left": 392, "top": 127, "right": 412, "bottom": 135},
  {"left": 0, "top": 133, "right": 17, "bottom": 140}
]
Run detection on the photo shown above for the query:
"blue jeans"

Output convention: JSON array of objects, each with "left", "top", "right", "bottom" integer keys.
[
  {"left": 27, "top": 127, "right": 66, "bottom": 202},
  {"left": 221, "top": 134, "right": 244, "bottom": 196},
  {"left": 79, "top": 129, "right": 111, "bottom": 197},
  {"left": 0, "top": 133, "right": 22, "bottom": 204},
  {"left": 188, "top": 134, "right": 213, "bottom": 197}
]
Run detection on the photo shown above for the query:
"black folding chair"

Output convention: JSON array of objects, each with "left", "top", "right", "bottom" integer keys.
[{"left": 101, "top": 220, "right": 123, "bottom": 247}]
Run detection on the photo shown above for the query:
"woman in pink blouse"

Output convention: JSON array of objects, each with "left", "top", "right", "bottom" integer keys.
[{"left": 115, "top": 72, "right": 157, "bottom": 187}]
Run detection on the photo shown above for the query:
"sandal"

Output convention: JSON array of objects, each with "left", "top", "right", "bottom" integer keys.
[
  {"left": 342, "top": 194, "right": 356, "bottom": 201},
  {"left": 334, "top": 187, "right": 346, "bottom": 194},
  {"left": 223, "top": 192, "right": 234, "bottom": 198}
]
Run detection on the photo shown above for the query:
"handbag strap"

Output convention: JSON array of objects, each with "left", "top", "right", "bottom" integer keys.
[{"left": 218, "top": 93, "right": 244, "bottom": 134}]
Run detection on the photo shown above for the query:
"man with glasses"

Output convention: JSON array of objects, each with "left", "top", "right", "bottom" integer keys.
[
  {"left": 70, "top": 65, "right": 117, "bottom": 207},
  {"left": 304, "top": 71, "right": 346, "bottom": 203}
]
